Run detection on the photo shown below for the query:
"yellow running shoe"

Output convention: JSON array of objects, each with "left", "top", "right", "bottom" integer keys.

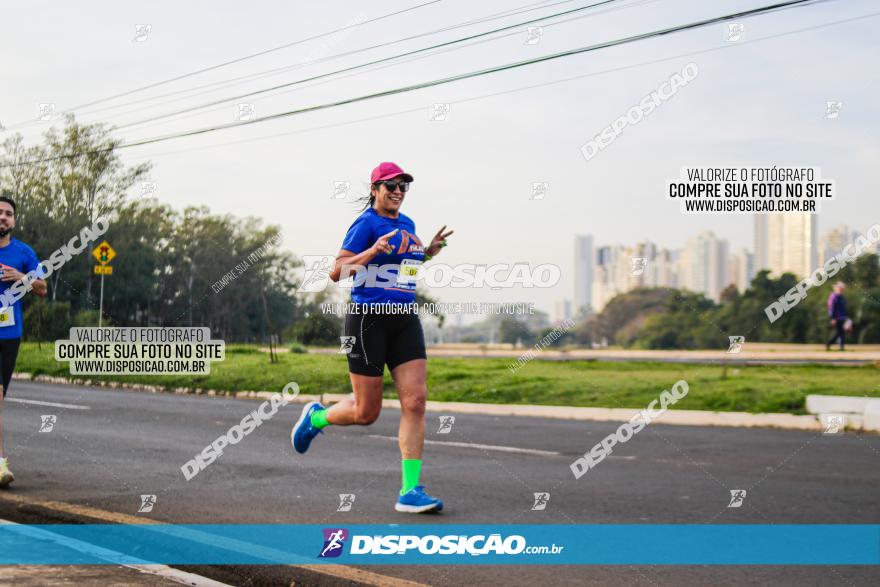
[{"left": 0, "top": 458, "right": 14, "bottom": 488}]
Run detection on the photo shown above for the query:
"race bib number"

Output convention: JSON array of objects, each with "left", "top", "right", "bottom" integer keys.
[
  {"left": 397, "top": 259, "right": 422, "bottom": 286},
  {"left": 0, "top": 307, "right": 15, "bottom": 327}
]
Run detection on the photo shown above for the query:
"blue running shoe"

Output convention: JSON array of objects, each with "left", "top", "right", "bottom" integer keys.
[
  {"left": 292, "top": 401, "right": 325, "bottom": 454},
  {"left": 395, "top": 485, "right": 444, "bottom": 513}
]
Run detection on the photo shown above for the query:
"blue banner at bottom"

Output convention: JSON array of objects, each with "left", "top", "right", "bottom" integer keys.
[{"left": 0, "top": 524, "right": 877, "bottom": 565}]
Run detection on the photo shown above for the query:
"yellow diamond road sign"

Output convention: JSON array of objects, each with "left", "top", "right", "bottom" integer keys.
[{"left": 92, "top": 241, "right": 116, "bottom": 265}]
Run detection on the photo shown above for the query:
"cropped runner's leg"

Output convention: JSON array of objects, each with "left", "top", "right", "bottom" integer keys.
[
  {"left": 0, "top": 338, "right": 20, "bottom": 483},
  {"left": 391, "top": 358, "right": 426, "bottom": 489},
  {"left": 291, "top": 310, "right": 386, "bottom": 454}
]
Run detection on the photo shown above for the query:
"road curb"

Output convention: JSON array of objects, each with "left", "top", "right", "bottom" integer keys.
[
  {"left": 806, "top": 394, "right": 880, "bottom": 432},
  {"left": 12, "top": 373, "right": 323, "bottom": 404},
  {"left": 16, "top": 373, "right": 878, "bottom": 433},
  {"left": 320, "top": 394, "right": 831, "bottom": 431}
]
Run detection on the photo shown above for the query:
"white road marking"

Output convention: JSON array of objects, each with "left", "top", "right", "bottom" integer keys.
[
  {"left": 6, "top": 398, "right": 90, "bottom": 410},
  {"left": 368, "top": 434, "right": 561, "bottom": 457}
]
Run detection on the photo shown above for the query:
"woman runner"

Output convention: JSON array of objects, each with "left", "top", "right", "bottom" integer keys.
[{"left": 291, "top": 162, "right": 452, "bottom": 513}]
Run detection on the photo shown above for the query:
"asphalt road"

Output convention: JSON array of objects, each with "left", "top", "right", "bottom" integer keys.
[{"left": 2, "top": 380, "right": 879, "bottom": 586}]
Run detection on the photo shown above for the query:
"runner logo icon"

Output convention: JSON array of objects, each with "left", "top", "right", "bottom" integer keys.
[
  {"left": 727, "top": 336, "right": 745, "bottom": 354},
  {"left": 436, "top": 415, "right": 455, "bottom": 434},
  {"left": 138, "top": 494, "right": 157, "bottom": 513},
  {"left": 822, "top": 414, "right": 845, "bottom": 435},
  {"left": 631, "top": 257, "right": 648, "bottom": 276},
  {"left": 319, "top": 528, "right": 349, "bottom": 558},
  {"left": 337, "top": 494, "right": 355, "bottom": 512},
  {"left": 298, "top": 255, "right": 334, "bottom": 292},
  {"left": 39, "top": 415, "right": 57, "bottom": 433},
  {"left": 728, "top": 490, "right": 746, "bottom": 508},
  {"left": 339, "top": 336, "right": 356, "bottom": 354},
  {"left": 531, "top": 492, "right": 550, "bottom": 510}
]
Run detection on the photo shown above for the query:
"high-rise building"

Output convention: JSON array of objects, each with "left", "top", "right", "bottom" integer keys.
[
  {"left": 627, "top": 241, "right": 656, "bottom": 290},
  {"left": 574, "top": 235, "right": 593, "bottom": 314},
  {"left": 652, "top": 248, "right": 680, "bottom": 289},
  {"left": 728, "top": 248, "right": 755, "bottom": 292},
  {"left": 554, "top": 299, "right": 573, "bottom": 323},
  {"left": 680, "top": 231, "right": 729, "bottom": 301},
  {"left": 591, "top": 245, "right": 619, "bottom": 312},
  {"left": 591, "top": 242, "right": 680, "bottom": 311},
  {"left": 819, "top": 224, "right": 859, "bottom": 266},
  {"left": 754, "top": 215, "right": 768, "bottom": 271},
  {"left": 753, "top": 213, "right": 818, "bottom": 278}
]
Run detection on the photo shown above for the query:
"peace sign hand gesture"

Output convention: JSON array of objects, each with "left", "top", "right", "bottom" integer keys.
[{"left": 426, "top": 226, "right": 453, "bottom": 257}]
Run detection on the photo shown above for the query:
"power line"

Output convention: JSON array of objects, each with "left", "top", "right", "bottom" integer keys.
[
  {"left": 0, "top": 0, "right": 829, "bottom": 168},
  {"left": 104, "top": 0, "right": 834, "bottom": 137},
  {"left": 72, "top": 0, "right": 574, "bottom": 120},
  {"left": 0, "top": 0, "right": 446, "bottom": 133},
  {"left": 125, "top": 8, "right": 877, "bottom": 165},
  {"left": 5, "top": 1, "right": 589, "bottom": 146},
  {"left": 113, "top": 0, "right": 628, "bottom": 130},
  {"left": 78, "top": 0, "right": 655, "bottom": 139},
  {"left": 74, "top": 2, "right": 447, "bottom": 112},
  {"left": 2, "top": 0, "right": 597, "bottom": 141}
]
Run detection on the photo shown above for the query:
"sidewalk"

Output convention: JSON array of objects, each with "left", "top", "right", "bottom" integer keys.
[
  {"left": 0, "top": 517, "right": 229, "bottom": 586},
  {"left": 0, "top": 565, "right": 221, "bottom": 586}
]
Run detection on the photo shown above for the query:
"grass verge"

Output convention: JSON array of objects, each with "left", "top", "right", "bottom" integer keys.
[{"left": 20, "top": 342, "right": 880, "bottom": 414}]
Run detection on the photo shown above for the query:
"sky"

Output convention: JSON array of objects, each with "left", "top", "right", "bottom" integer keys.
[{"left": 1, "top": 0, "right": 878, "bottom": 316}]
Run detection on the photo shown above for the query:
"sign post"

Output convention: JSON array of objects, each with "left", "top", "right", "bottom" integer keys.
[{"left": 92, "top": 241, "right": 116, "bottom": 327}]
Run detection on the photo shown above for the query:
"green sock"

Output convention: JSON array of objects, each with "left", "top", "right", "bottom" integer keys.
[
  {"left": 400, "top": 459, "right": 422, "bottom": 495},
  {"left": 310, "top": 409, "right": 330, "bottom": 429}
]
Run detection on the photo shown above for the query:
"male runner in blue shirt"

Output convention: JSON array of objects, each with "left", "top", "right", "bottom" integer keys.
[{"left": 0, "top": 196, "right": 48, "bottom": 487}]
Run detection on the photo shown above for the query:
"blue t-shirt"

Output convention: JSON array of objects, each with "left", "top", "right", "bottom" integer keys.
[
  {"left": 340, "top": 208, "right": 425, "bottom": 304},
  {"left": 0, "top": 238, "right": 41, "bottom": 339}
]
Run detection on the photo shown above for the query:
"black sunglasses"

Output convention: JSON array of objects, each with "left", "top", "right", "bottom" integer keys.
[{"left": 375, "top": 180, "right": 410, "bottom": 193}]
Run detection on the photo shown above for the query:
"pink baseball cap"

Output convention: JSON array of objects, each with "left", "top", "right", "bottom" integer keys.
[{"left": 370, "top": 162, "right": 414, "bottom": 184}]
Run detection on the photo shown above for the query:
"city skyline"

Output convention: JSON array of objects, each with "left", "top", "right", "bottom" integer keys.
[{"left": 559, "top": 215, "right": 878, "bottom": 322}]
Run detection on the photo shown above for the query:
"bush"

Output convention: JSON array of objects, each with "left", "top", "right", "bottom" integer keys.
[
  {"left": 73, "top": 309, "right": 103, "bottom": 327},
  {"left": 23, "top": 299, "right": 72, "bottom": 341},
  {"left": 286, "top": 313, "right": 341, "bottom": 346},
  {"left": 290, "top": 342, "right": 308, "bottom": 354},
  {"left": 226, "top": 345, "right": 261, "bottom": 354}
]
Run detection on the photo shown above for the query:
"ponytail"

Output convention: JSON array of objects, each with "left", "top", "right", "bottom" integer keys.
[{"left": 355, "top": 184, "right": 377, "bottom": 212}]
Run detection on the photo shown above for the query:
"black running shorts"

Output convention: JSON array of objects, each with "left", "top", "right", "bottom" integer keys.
[
  {"left": 0, "top": 338, "right": 21, "bottom": 397},
  {"left": 342, "top": 307, "right": 426, "bottom": 376}
]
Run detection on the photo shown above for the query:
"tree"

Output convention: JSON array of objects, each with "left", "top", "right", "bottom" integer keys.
[
  {"left": 634, "top": 291, "right": 719, "bottom": 349},
  {"left": 575, "top": 288, "right": 676, "bottom": 347},
  {"left": 0, "top": 118, "right": 303, "bottom": 342},
  {"left": 720, "top": 283, "right": 739, "bottom": 303},
  {"left": 1, "top": 117, "right": 150, "bottom": 307},
  {"left": 499, "top": 318, "right": 532, "bottom": 345},
  {"left": 286, "top": 291, "right": 342, "bottom": 346},
  {"left": 23, "top": 299, "right": 72, "bottom": 345}
]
